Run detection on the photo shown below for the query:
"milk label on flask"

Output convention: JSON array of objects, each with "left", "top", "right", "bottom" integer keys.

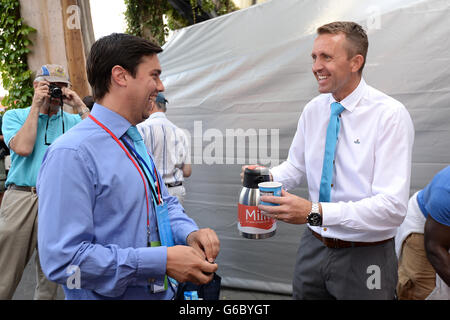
[{"left": 238, "top": 165, "right": 276, "bottom": 239}]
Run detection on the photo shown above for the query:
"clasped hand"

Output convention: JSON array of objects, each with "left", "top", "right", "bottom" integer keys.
[
  {"left": 166, "top": 228, "right": 220, "bottom": 285},
  {"left": 258, "top": 189, "right": 312, "bottom": 225}
]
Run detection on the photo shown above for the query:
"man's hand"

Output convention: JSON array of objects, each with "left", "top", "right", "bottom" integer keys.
[
  {"left": 166, "top": 245, "right": 218, "bottom": 285},
  {"left": 10, "top": 80, "right": 50, "bottom": 156},
  {"left": 187, "top": 228, "right": 220, "bottom": 263},
  {"left": 62, "top": 87, "right": 90, "bottom": 118},
  {"left": 258, "top": 189, "right": 312, "bottom": 224},
  {"left": 31, "top": 80, "right": 51, "bottom": 111}
]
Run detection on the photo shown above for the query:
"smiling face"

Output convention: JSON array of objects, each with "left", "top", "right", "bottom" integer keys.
[
  {"left": 126, "top": 54, "right": 164, "bottom": 124},
  {"left": 311, "top": 33, "right": 363, "bottom": 101}
]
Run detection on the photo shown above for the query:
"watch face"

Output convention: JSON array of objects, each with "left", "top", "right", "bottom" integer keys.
[{"left": 308, "top": 212, "right": 322, "bottom": 226}]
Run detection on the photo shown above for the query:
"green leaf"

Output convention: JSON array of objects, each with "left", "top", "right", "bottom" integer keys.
[{"left": 0, "top": 0, "right": 34, "bottom": 109}]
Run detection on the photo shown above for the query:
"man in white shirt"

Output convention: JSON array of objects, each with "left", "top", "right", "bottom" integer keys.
[
  {"left": 255, "top": 21, "right": 414, "bottom": 299},
  {"left": 138, "top": 93, "right": 191, "bottom": 205}
]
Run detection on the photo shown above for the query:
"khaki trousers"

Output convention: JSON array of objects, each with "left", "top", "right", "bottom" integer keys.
[
  {"left": 0, "top": 188, "right": 59, "bottom": 299},
  {"left": 397, "top": 233, "right": 436, "bottom": 300}
]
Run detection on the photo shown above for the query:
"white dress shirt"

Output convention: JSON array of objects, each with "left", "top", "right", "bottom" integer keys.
[
  {"left": 138, "top": 112, "right": 190, "bottom": 185},
  {"left": 270, "top": 78, "right": 415, "bottom": 242}
]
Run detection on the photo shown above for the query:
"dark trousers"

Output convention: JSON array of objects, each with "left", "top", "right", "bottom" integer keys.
[{"left": 293, "top": 228, "right": 397, "bottom": 300}]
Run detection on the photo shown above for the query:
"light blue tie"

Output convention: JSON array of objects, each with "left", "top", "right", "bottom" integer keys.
[
  {"left": 127, "top": 126, "right": 172, "bottom": 289},
  {"left": 126, "top": 126, "right": 156, "bottom": 194},
  {"left": 319, "top": 102, "right": 345, "bottom": 202}
]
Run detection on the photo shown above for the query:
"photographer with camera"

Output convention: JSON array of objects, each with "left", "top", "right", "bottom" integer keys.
[{"left": 0, "top": 64, "right": 89, "bottom": 299}]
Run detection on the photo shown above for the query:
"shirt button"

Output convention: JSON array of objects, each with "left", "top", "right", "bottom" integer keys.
[
  {"left": 331, "top": 184, "right": 334, "bottom": 187},
  {"left": 323, "top": 228, "right": 327, "bottom": 231}
]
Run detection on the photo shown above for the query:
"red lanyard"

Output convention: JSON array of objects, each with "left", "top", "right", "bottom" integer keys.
[{"left": 89, "top": 114, "right": 156, "bottom": 239}]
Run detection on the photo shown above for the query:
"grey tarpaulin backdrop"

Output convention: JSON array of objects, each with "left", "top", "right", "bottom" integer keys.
[{"left": 158, "top": 0, "right": 450, "bottom": 294}]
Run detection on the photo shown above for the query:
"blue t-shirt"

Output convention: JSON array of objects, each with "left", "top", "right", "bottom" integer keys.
[
  {"left": 2, "top": 107, "right": 81, "bottom": 187},
  {"left": 417, "top": 166, "right": 450, "bottom": 227}
]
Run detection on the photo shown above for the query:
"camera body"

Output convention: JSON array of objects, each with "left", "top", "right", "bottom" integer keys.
[{"left": 48, "top": 84, "right": 63, "bottom": 99}]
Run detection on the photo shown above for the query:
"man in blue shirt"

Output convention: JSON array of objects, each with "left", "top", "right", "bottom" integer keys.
[
  {"left": 422, "top": 166, "right": 450, "bottom": 299},
  {"left": 396, "top": 165, "right": 450, "bottom": 299},
  {"left": 0, "top": 64, "right": 89, "bottom": 299},
  {"left": 36, "top": 33, "right": 220, "bottom": 300}
]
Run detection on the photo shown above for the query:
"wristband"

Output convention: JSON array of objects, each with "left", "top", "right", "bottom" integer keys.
[{"left": 78, "top": 108, "right": 89, "bottom": 116}]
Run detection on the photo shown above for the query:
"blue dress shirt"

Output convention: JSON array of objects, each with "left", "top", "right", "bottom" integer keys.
[{"left": 37, "top": 103, "right": 198, "bottom": 300}]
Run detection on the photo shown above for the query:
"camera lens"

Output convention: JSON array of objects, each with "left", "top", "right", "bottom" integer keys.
[{"left": 49, "top": 84, "right": 63, "bottom": 99}]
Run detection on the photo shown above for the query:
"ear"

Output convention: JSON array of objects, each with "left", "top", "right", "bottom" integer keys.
[
  {"left": 111, "top": 65, "right": 128, "bottom": 87},
  {"left": 351, "top": 54, "right": 364, "bottom": 73}
]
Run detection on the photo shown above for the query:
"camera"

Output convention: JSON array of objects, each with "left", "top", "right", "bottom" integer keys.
[{"left": 49, "top": 84, "right": 63, "bottom": 99}]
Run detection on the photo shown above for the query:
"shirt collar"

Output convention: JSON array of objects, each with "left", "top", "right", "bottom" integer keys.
[
  {"left": 329, "top": 77, "right": 367, "bottom": 113},
  {"left": 90, "top": 103, "right": 132, "bottom": 138},
  {"left": 39, "top": 108, "right": 63, "bottom": 119},
  {"left": 149, "top": 112, "right": 166, "bottom": 120}
]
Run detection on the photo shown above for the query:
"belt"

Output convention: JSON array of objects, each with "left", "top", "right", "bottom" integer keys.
[
  {"left": 8, "top": 184, "right": 36, "bottom": 193},
  {"left": 310, "top": 229, "right": 393, "bottom": 249},
  {"left": 165, "top": 181, "right": 182, "bottom": 188}
]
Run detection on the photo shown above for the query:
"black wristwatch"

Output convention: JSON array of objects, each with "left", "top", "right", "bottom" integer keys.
[{"left": 307, "top": 202, "right": 322, "bottom": 226}]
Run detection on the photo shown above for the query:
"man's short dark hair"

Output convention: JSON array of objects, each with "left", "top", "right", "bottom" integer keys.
[{"left": 86, "top": 33, "right": 163, "bottom": 100}]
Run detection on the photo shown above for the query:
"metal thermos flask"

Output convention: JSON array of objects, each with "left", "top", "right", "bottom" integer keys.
[{"left": 238, "top": 165, "right": 276, "bottom": 239}]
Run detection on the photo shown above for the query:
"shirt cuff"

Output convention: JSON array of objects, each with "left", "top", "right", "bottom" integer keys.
[
  {"left": 134, "top": 246, "right": 167, "bottom": 287},
  {"left": 321, "top": 202, "right": 343, "bottom": 227},
  {"left": 178, "top": 225, "right": 199, "bottom": 245}
]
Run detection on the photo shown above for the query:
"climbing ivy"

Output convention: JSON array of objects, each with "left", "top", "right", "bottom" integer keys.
[
  {"left": 0, "top": 0, "right": 36, "bottom": 110},
  {"left": 124, "top": 0, "right": 170, "bottom": 46},
  {"left": 124, "top": 0, "right": 237, "bottom": 46}
]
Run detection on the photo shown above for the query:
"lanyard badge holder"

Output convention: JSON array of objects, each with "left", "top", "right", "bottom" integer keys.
[
  {"left": 121, "top": 138, "right": 176, "bottom": 294},
  {"left": 120, "top": 138, "right": 175, "bottom": 248},
  {"left": 89, "top": 115, "right": 176, "bottom": 294}
]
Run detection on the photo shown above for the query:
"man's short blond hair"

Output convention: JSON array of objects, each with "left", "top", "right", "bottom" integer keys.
[{"left": 317, "top": 21, "right": 368, "bottom": 73}]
